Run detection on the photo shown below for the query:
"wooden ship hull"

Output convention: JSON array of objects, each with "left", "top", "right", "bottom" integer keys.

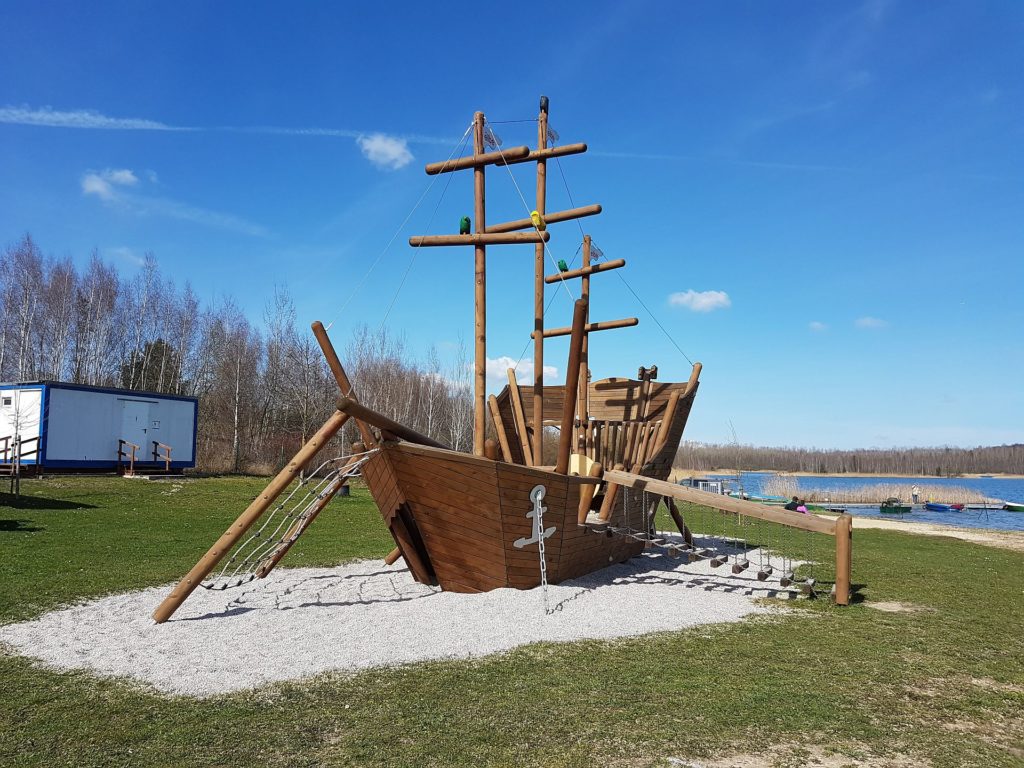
[{"left": 362, "top": 376, "right": 699, "bottom": 592}]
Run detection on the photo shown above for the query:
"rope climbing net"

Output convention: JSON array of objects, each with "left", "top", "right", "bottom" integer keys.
[{"left": 201, "top": 449, "right": 378, "bottom": 591}]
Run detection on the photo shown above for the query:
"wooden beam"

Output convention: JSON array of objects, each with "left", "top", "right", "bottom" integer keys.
[
  {"left": 545, "top": 258, "right": 625, "bottom": 283},
  {"left": 486, "top": 204, "right": 602, "bottom": 234},
  {"left": 409, "top": 232, "right": 549, "bottom": 247},
  {"left": 487, "top": 395, "right": 513, "bottom": 463},
  {"left": 473, "top": 111, "right": 487, "bottom": 457},
  {"left": 603, "top": 469, "right": 839, "bottom": 535},
  {"left": 424, "top": 145, "right": 531, "bottom": 175},
  {"left": 684, "top": 361, "right": 703, "bottom": 396},
  {"left": 532, "top": 97, "right": 548, "bottom": 467},
  {"left": 152, "top": 410, "right": 350, "bottom": 624},
  {"left": 834, "top": 513, "right": 853, "bottom": 606},
  {"left": 532, "top": 317, "right": 638, "bottom": 339},
  {"left": 576, "top": 235, "right": 592, "bottom": 452},
  {"left": 499, "top": 142, "right": 588, "bottom": 167},
  {"left": 555, "top": 299, "right": 587, "bottom": 474},
  {"left": 506, "top": 368, "right": 534, "bottom": 466},
  {"left": 311, "top": 321, "right": 375, "bottom": 448},
  {"left": 384, "top": 548, "right": 402, "bottom": 565},
  {"left": 335, "top": 397, "right": 449, "bottom": 450}
]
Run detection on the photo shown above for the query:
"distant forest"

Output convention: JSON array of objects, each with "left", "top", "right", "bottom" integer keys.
[
  {"left": 675, "top": 442, "right": 1024, "bottom": 476},
  {"left": 5, "top": 233, "right": 1019, "bottom": 477}
]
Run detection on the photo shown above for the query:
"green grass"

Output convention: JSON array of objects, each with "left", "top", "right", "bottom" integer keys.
[{"left": 2, "top": 477, "right": 1023, "bottom": 767}]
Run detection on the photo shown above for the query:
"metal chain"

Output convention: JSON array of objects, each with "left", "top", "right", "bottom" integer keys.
[{"left": 531, "top": 485, "right": 551, "bottom": 614}]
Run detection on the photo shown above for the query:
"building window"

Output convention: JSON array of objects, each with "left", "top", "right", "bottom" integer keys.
[{"left": 1, "top": 397, "right": 11, "bottom": 406}]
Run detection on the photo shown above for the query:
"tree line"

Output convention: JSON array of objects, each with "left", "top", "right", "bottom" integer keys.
[
  {"left": 675, "top": 441, "right": 1024, "bottom": 476},
  {"left": 0, "top": 234, "right": 473, "bottom": 471}
]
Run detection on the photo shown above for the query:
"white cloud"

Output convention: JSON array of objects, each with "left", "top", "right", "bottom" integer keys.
[
  {"left": 809, "top": 321, "right": 828, "bottom": 332},
  {"left": 107, "top": 246, "right": 146, "bottom": 267},
  {"left": 668, "top": 289, "right": 731, "bottom": 312},
  {"left": 356, "top": 133, "right": 413, "bottom": 170},
  {"left": 485, "top": 356, "right": 558, "bottom": 387},
  {"left": 0, "top": 105, "right": 182, "bottom": 131},
  {"left": 80, "top": 168, "right": 139, "bottom": 200},
  {"left": 80, "top": 167, "right": 268, "bottom": 237},
  {"left": 855, "top": 316, "right": 888, "bottom": 329}
]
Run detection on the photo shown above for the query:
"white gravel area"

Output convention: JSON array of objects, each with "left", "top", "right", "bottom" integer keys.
[{"left": 0, "top": 536, "right": 796, "bottom": 697}]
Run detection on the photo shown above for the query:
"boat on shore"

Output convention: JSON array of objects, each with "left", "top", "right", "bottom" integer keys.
[{"left": 924, "top": 502, "right": 960, "bottom": 513}]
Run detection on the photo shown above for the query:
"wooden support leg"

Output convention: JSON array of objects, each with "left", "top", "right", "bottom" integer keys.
[
  {"left": 834, "top": 513, "right": 852, "bottom": 606},
  {"left": 665, "top": 498, "right": 693, "bottom": 546},
  {"left": 384, "top": 548, "right": 402, "bottom": 566},
  {"left": 152, "top": 410, "right": 350, "bottom": 624}
]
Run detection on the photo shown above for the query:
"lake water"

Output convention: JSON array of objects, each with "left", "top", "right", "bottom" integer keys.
[{"left": 705, "top": 472, "right": 1024, "bottom": 533}]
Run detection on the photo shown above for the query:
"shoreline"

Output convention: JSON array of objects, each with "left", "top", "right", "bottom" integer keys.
[
  {"left": 671, "top": 468, "right": 1024, "bottom": 480},
  {"left": 846, "top": 516, "right": 1024, "bottom": 553}
]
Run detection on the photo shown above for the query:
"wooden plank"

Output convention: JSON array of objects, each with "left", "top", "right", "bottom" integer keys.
[
  {"left": 488, "top": 395, "right": 513, "bottom": 462},
  {"left": 506, "top": 369, "right": 534, "bottom": 466},
  {"left": 556, "top": 299, "right": 588, "bottom": 473},
  {"left": 603, "top": 470, "right": 839, "bottom": 535}
]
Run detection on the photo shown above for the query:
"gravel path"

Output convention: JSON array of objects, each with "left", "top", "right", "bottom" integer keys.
[{"left": 0, "top": 538, "right": 793, "bottom": 697}]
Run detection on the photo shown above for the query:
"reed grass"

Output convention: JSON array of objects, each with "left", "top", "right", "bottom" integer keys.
[{"left": 762, "top": 476, "right": 993, "bottom": 505}]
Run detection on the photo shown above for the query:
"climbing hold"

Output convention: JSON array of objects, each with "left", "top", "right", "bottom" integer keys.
[
  {"left": 557, "top": 259, "right": 569, "bottom": 272},
  {"left": 531, "top": 210, "right": 546, "bottom": 231},
  {"left": 460, "top": 216, "right": 471, "bottom": 235}
]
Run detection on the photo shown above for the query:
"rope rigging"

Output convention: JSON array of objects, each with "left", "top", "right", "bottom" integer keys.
[{"left": 201, "top": 449, "right": 378, "bottom": 591}]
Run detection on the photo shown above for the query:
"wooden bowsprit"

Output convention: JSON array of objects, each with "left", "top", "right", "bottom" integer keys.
[{"left": 599, "top": 469, "right": 854, "bottom": 605}]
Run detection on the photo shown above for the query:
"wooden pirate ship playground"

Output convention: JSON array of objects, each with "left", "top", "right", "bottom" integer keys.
[{"left": 152, "top": 98, "right": 853, "bottom": 624}]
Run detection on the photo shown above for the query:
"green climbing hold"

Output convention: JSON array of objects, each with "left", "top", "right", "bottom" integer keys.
[
  {"left": 557, "top": 259, "right": 569, "bottom": 272},
  {"left": 460, "top": 216, "right": 471, "bottom": 235}
]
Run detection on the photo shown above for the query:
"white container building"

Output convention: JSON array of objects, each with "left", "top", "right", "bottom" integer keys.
[{"left": 0, "top": 381, "right": 197, "bottom": 472}]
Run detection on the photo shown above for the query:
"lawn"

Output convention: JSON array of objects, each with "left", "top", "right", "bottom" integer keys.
[{"left": 1, "top": 476, "right": 1022, "bottom": 767}]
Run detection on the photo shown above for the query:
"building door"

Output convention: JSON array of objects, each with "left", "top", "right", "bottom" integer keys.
[{"left": 120, "top": 400, "right": 152, "bottom": 456}]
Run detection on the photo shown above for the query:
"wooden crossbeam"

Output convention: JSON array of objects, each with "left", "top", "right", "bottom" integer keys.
[
  {"left": 424, "top": 145, "right": 531, "bottom": 175},
  {"left": 500, "top": 143, "right": 588, "bottom": 167},
  {"left": 409, "top": 232, "right": 550, "bottom": 247},
  {"left": 486, "top": 204, "right": 602, "bottom": 234},
  {"left": 603, "top": 469, "right": 839, "bottom": 535},
  {"left": 545, "top": 258, "right": 625, "bottom": 284},
  {"left": 531, "top": 317, "right": 638, "bottom": 339}
]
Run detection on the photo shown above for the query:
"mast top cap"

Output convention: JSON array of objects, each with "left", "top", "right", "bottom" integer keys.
[{"left": 540, "top": 95, "right": 549, "bottom": 114}]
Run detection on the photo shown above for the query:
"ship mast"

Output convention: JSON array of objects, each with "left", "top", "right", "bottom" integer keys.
[
  {"left": 532, "top": 98, "right": 548, "bottom": 464},
  {"left": 472, "top": 112, "right": 487, "bottom": 456}
]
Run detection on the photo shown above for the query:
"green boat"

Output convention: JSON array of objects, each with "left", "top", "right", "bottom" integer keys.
[
  {"left": 1004, "top": 501, "right": 1024, "bottom": 513},
  {"left": 880, "top": 497, "right": 911, "bottom": 514}
]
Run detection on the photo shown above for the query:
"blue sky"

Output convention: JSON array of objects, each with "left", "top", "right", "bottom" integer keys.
[{"left": 1, "top": 0, "right": 1021, "bottom": 449}]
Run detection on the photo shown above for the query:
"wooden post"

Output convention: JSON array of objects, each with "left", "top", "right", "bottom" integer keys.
[
  {"left": 312, "top": 320, "right": 375, "bottom": 448},
  {"left": 487, "top": 395, "right": 513, "bottom": 462},
  {"left": 834, "top": 513, "right": 852, "bottom": 606},
  {"left": 473, "top": 111, "right": 487, "bottom": 457},
  {"left": 533, "top": 96, "right": 548, "bottom": 465},
  {"left": 577, "top": 461, "right": 603, "bottom": 524},
  {"left": 152, "top": 410, "right": 350, "bottom": 623},
  {"left": 598, "top": 462, "right": 626, "bottom": 521},
  {"left": 484, "top": 439, "right": 499, "bottom": 461},
  {"left": 384, "top": 548, "right": 402, "bottom": 565},
  {"left": 665, "top": 498, "right": 693, "bottom": 546},
  {"left": 506, "top": 368, "right": 534, "bottom": 465},
  {"left": 577, "top": 235, "right": 591, "bottom": 451},
  {"left": 555, "top": 299, "right": 588, "bottom": 474}
]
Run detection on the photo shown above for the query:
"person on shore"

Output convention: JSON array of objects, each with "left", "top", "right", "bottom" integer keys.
[
  {"left": 796, "top": 500, "right": 809, "bottom": 514},
  {"left": 784, "top": 496, "right": 799, "bottom": 511},
  {"left": 912, "top": 484, "right": 921, "bottom": 504}
]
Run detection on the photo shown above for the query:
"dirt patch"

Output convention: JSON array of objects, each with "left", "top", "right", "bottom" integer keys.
[
  {"left": 850, "top": 517, "right": 1024, "bottom": 553},
  {"left": 664, "top": 742, "right": 928, "bottom": 767},
  {"left": 941, "top": 716, "right": 1024, "bottom": 758},
  {"left": 969, "top": 677, "right": 1024, "bottom": 694},
  {"left": 867, "top": 601, "right": 933, "bottom": 614}
]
